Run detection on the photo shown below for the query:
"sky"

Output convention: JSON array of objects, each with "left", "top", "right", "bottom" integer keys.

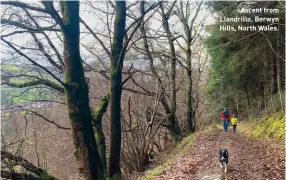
[{"left": 0, "top": 1, "right": 216, "bottom": 69}]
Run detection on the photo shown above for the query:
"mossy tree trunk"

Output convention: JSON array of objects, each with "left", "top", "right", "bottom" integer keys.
[
  {"left": 108, "top": 1, "right": 126, "bottom": 179},
  {"left": 59, "top": 1, "right": 104, "bottom": 179},
  {"left": 92, "top": 95, "right": 109, "bottom": 176}
]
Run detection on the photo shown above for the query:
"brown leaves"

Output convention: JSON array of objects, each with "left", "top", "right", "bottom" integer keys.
[{"left": 143, "top": 129, "right": 285, "bottom": 180}]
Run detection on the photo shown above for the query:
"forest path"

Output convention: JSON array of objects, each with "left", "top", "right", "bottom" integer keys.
[{"left": 153, "top": 128, "right": 284, "bottom": 180}]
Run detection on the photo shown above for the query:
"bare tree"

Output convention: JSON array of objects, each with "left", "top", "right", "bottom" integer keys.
[
  {"left": 1, "top": 1, "right": 104, "bottom": 179},
  {"left": 174, "top": 1, "right": 204, "bottom": 133},
  {"left": 139, "top": 1, "right": 181, "bottom": 141}
]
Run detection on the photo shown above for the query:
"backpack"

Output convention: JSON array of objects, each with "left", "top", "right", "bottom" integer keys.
[{"left": 223, "top": 111, "right": 229, "bottom": 118}]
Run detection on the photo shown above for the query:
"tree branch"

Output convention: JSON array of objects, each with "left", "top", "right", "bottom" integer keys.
[
  {"left": 80, "top": 18, "right": 111, "bottom": 58},
  {"left": 1, "top": 150, "right": 59, "bottom": 179},
  {"left": 30, "top": 33, "right": 63, "bottom": 72},
  {"left": 1, "top": 19, "right": 60, "bottom": 32},
  {"left": 23, "top": 8, "right": 64, "bottom": 67},
  {"left": 1, "top": 170, "right": 40, "bottom": 180},
  {"left": 1, "top": 1, "right": 48, "bottom": 13},
  {"left": 24, "top": 110, "right": 70, "bottom": 130},
  {"left": 3, "top": 79, "right": 65, "bottom": 94},
  {"left": 42, "top": 1, "right": 64, "bottom": 29},
  {"left": 1, "top": 37, "right": 65, "bottom": 86}
]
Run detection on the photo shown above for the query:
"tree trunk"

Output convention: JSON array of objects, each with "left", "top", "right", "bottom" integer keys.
[
  {"left": 60, "top": 2, "right": 104, "bottom": 179},
  {"left": 178, "top": 1, "right": 202, "bottom": 133},
  {"left": 92, "top": 95, "right": 109, "bottom": 176},
  {"left": 270, "top": 52, "right": 278, "bottom": 94},
  {"left": 165, "top": 23, "right": 177, "bottom": 117},
  {"left": 160, "top": 3, "right": 181, "bottom": 139},
  {"left": 108, "top": 1, "right": 126, "bottom": 179},
  {"left": 245, "top": 90, "right": 251, "bottom": 106},
  {"left": 141, "top": 2, "right": 180, "bottom": 141},
  {"left": 159, "top": 93, "right": 180, "bottom": 141},
  {"left": 259, "top": 81, "right": 266, "bottom": 111},
  {"left": 276, "top": 31, "right": 284, "bottom": 111},
  {"left": 185, "top": 26, "right": 195, "bottom": 133},
  {"left": 276, "top": 33, "right": 281, "bottom": 92},
  {"left": 186, "top": 73, "right": 195, "bottom": 133}
]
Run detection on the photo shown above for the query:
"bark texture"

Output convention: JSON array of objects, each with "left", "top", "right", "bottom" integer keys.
[
  {"left": 60, "top": 1, "right": 104, "bottom": 179},
  {"left": 92, "top": 95, "right": 109, "bottom": 176},
  {"left": 108, "top": 1, "right": 126, "bottom": 179}
]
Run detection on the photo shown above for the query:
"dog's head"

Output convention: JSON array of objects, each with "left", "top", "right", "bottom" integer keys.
[{"left": 219, "top": 148, "right": 229, "bottom": 161}]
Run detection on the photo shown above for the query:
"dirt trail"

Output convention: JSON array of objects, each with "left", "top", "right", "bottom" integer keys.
[{"left": 154, "top": 129, "right": 285, "bottom": 180}]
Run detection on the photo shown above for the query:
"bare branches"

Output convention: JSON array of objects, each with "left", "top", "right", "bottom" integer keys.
[
  {"left": 1, "top": 19, "right": 60, "bottom": 32},
  {"left": 23, "top": 8, "right": 64, "bottom": 67},
  {"left": 30, "top": 33, "right": 63, "bottom": 72},
  {"left": 190, "top": 1, "right": 203, "bottom": 33},
  {"left": 41, "top": 1, "right": 64, "bottom": 29},
  {"left": 165, "top": 1, "right": 177, "bottom": 19},
  {"left": 140, "top": 2, "right": 161, "bottom": 80},
  {"left": 1, "top": 0, "right": 212, "bottom": 175},
  {"left": 1, "top": 37, "right": 65, "bottom": 86},
  {"left": 125, "top": 2, "right": 161, "bottom": 33},
  {"left": 1, "top": 1, "right": 48, "bottom": 14},
  {"left": 80, "top": 18, "right": 111, "bottom": 58},
  {"left": 122, "top": 87, "right": 155, "bottom": 96},
  {"left": 122, "top": 1, "right": 162, "bottom": 57},
  {"left": 24, "top": 109, "right": 70, "bottom": 130}
]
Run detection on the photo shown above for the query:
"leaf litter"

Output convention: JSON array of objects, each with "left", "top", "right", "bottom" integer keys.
[{"left": 152, "top": 129, "right": 285, "bottom": 180}]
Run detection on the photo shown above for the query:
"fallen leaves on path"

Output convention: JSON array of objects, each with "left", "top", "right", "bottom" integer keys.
[{"left": 152, "top": 129, "right": 285, "bottom": 180}]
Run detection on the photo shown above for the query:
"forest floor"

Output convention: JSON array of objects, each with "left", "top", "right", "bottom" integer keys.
[{"left": 139, "top": 128, "right": 285, "bottom": 180}]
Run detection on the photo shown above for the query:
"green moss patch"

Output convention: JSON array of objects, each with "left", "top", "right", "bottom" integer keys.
[{"left": 239, "top": 112, "right": 285, "bottom": 143}]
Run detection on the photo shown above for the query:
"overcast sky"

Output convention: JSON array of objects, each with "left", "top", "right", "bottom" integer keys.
[{"left": 1, "top": 1, "right": 216, "bottom": 68}]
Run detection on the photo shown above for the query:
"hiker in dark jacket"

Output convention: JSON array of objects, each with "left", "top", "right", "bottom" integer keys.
[{"left": 220, "top": 108, "right": 231, "bottom": 132}]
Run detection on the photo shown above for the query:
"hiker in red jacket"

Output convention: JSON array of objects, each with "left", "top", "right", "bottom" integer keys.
[{"left": 220, "top": 108, "right": 231, "bottom": 132}]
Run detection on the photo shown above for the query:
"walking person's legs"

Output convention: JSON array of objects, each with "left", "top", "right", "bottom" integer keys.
[
  {"left": 222, "top": 120, "right": 224, "bottom": 131},
  {"left": 225, "top": 120, "right": 229, "bottom": 132},
  {"left": 233, "top": 124, "right": 237, "bottom": 132},
  {"left": 223, "top": 120, "right": 225, "bottom": 131},
  {"left": 223, "top": 120, "right": 227, "bottom": 132}
]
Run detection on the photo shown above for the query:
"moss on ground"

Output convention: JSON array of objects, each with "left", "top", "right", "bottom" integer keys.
[{"left": 239, "top": 112, "right": 285, "bottom": 143}]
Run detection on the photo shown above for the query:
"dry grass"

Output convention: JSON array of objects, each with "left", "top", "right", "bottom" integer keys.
[{"left": 138, "top": 134, "right": 195, "bottom": 180}]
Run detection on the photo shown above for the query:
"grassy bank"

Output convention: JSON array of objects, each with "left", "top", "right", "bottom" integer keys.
[
  {"left": 239, "top": 112, "right": 285, "bottom": 143},
  {"left": 139, "top": 134, "right": 194, "bottom": 180}
]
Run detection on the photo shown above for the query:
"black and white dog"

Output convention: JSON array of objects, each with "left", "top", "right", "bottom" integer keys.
[{"left": 219, "top": 148, "right": 229, "bottom": 173}]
